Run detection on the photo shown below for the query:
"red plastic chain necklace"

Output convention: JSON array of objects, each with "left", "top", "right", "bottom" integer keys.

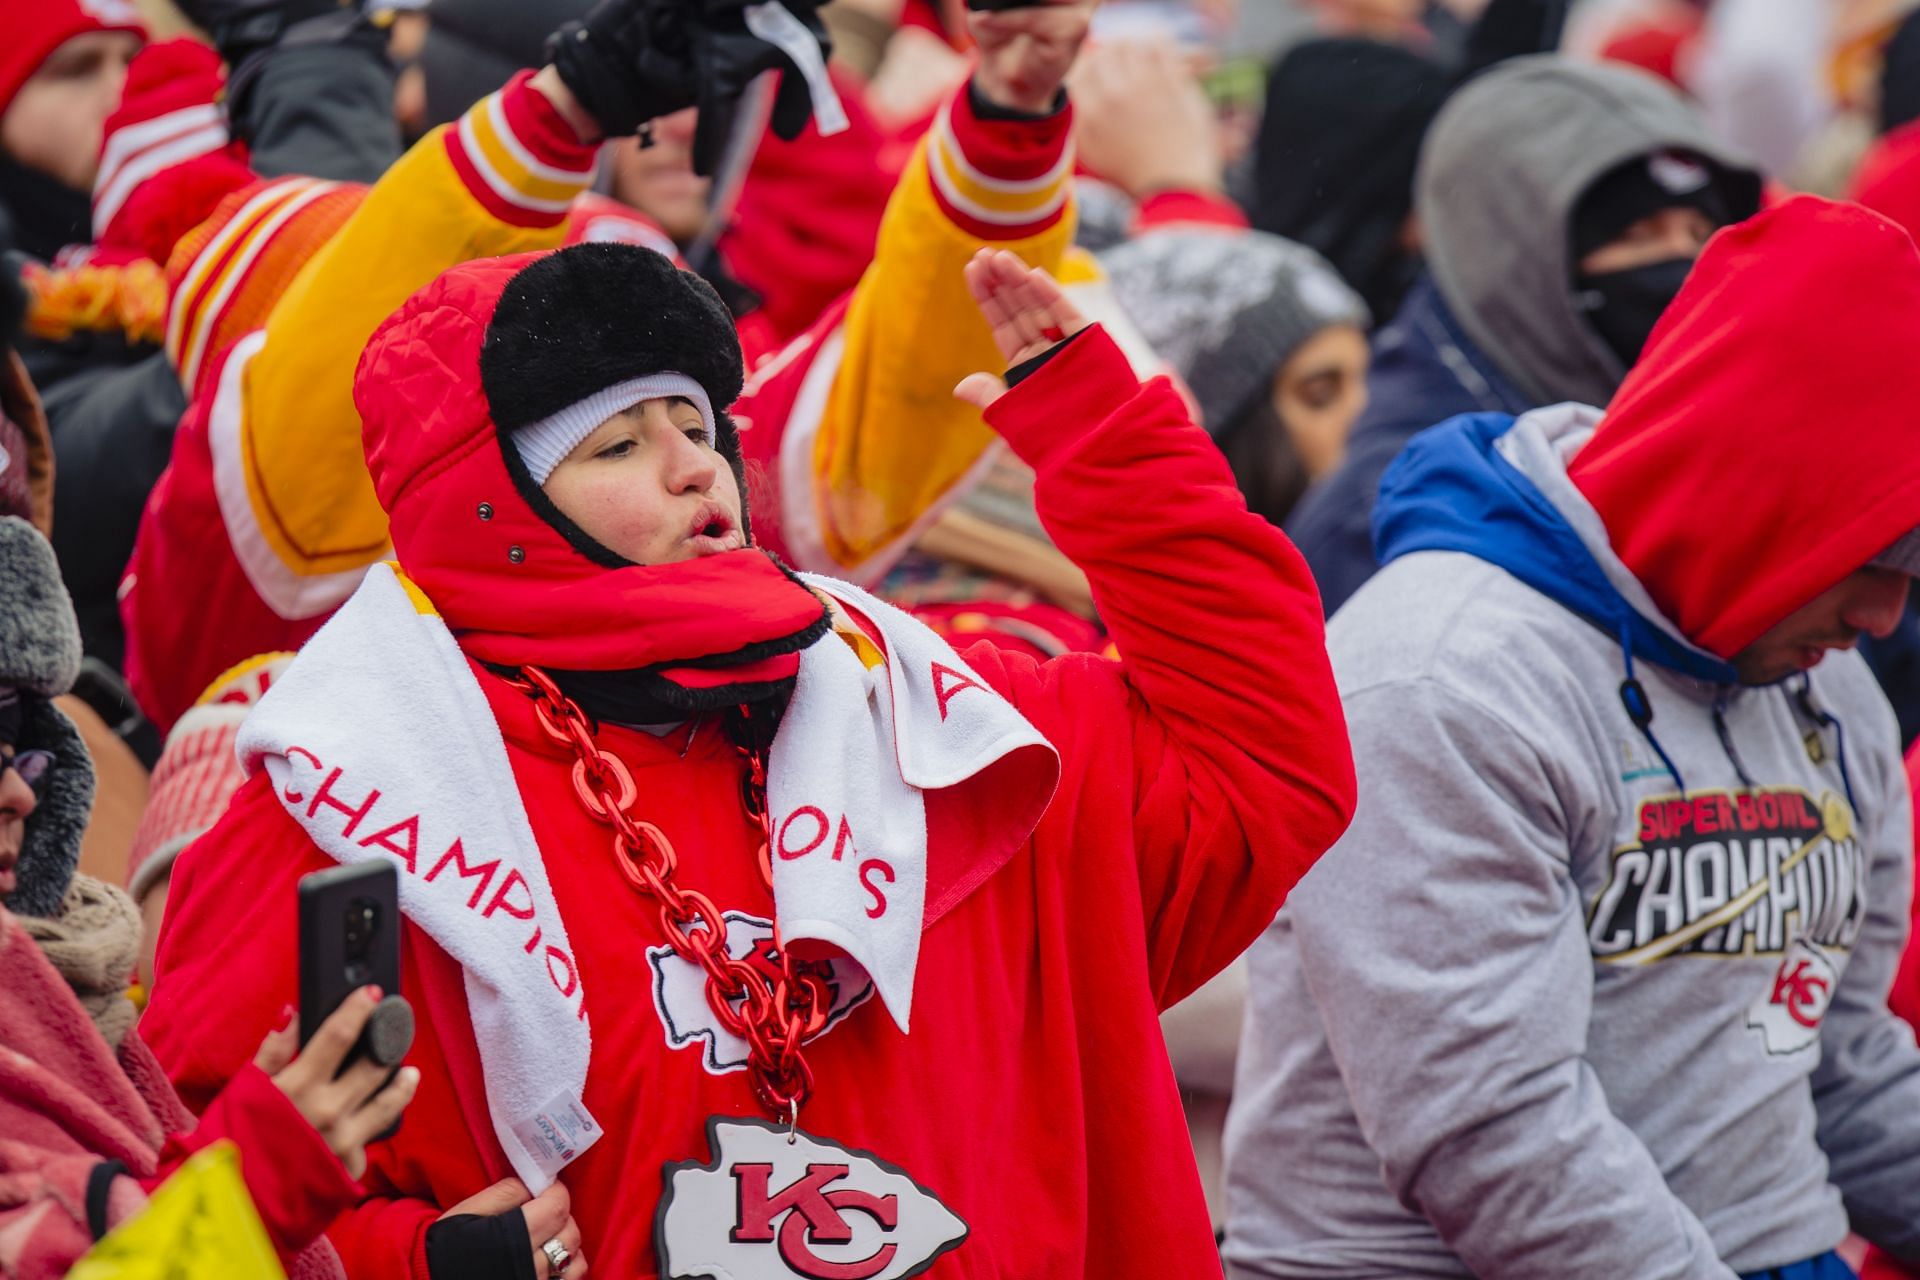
[{"left": 510, "top": 666, "right": 831, "bottom": 1122}]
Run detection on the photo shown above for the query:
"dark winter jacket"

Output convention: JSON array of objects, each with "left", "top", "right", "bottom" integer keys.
[{"left": 1284, "top": 274, "right": 1528, "bottom": 615}]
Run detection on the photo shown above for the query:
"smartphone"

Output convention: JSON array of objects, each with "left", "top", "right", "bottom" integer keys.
[{"left": 298, "top": 862, "right": 402, "bottom": 1069}]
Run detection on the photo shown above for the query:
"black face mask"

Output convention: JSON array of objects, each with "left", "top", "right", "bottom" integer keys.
[{"left": 1573, "top": 256, "right": 1696, "bottom": 370}]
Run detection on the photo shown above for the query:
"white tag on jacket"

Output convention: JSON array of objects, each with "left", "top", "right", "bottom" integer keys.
[{"left": 659, "top": 1118, "right": 967, "bottom": 1279}]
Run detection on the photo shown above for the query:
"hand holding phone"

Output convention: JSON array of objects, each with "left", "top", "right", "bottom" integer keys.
[
  {"left": 299, "top": 862, "right": 406, "bottom": 1066},
  {"left": 254, "top": 989, "right": 421, "bottom": 1179},
  {"left": 298, "top": 862, "right": 413, "bottom": 1143}
]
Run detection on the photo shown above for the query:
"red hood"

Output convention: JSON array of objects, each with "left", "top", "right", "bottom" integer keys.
[
  {"left": 353, "top": 253, "right": 823, "bottom": 674},
  {"left": 1852, "top": 118, "right": 1920, "bottom": 244},
  {"left": 1569, "top": 195, "right": 1920, "bottom": 659}
]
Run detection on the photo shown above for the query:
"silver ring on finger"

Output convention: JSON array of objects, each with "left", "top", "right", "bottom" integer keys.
[{"left": 542, "top": 1237, "right": 572, "bottom": 1275}]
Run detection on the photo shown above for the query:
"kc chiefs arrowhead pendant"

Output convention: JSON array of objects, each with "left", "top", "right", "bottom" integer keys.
[{"left": 658, "top": 1117, "right": 969, "bottom": 1280}]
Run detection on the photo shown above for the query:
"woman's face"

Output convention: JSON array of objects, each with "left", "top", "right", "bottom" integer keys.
[
  {"left": 540, "top": 396, "right": 746, "bottom": 566},
  {"left": 606, "top": 109, "right": 712, "bottom": 246},
  {"left": 0, "top": 738, "right": 37, "bottom": 898},
  {"left": 1272, "top": 324, "right": 1369, "bottom": 481},
  {"left": 1, "top": 32, "right": 140, "bottom": 192}
]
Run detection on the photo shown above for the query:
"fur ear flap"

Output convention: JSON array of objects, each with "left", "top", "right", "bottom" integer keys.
[
  {"left": 0, "top": 517, "right": 80, "bottom": 698},
  {"left": 5, "top": 697, "right": 93, "bottom": 917}
]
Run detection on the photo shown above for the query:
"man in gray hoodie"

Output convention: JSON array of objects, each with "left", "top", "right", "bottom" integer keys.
[
  {"left": 1286, "top": 55, "right": 1762, "bottom": 615},
  {"left": 1224, "top": 197, "right": 1920, "bottom": 1279}
]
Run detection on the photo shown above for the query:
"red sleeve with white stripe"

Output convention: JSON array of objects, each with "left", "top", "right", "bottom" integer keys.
[
  {"left": 442, "top": 70, "right": 599, "bottom": 231},
  {"left": 92, "top": 40, "right": 241, "bottom": 251},
  {"left": 924, "top": 85, "right": 1074, "bottom": 240}
]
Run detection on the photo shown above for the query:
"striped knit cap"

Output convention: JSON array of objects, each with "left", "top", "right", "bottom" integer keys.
[{"left": 125, "top": 652, "right": 293, "bottom": 904}]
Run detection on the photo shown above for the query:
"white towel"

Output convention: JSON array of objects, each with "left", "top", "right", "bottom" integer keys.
[
  {"left": 238, "top": 564, "right": 1057, "bottom": 1189},
  {"left": 238, "top": 565, "right": 599, "bottom": 1192},
  {"left": 775, "top": 576, "right": 1057, "bottom": 1029}
]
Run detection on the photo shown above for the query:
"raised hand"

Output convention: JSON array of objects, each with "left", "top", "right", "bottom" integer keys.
[
  {"left": 953, "top": 248, "right": 1091, "bottom": 411},
  {"left": 544, "top": 0, "right": 701, "bottom": 144},
  {"left": 969, "top": 0, "right": 1098, "bottom": 114}
]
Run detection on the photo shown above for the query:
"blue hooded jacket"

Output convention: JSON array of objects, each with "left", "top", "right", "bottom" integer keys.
[{"left": 1373, "top": 410, "right": 1739, "bottom": 687}]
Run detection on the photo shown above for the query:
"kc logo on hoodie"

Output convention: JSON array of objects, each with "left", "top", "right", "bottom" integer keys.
[
  {"left": 659, "top": 1118, "right": 968, "bottom": 1280},
  {"left": 649, "top": 911, "right": 874, "bottom": 1075}
]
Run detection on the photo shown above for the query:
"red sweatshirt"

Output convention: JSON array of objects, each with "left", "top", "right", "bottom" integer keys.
[
  {"left": 1860, "top": 745, "right": 1920, "bottom": 1280},
  {"left": 144, "top": 328, "right": 1354, "bottom": 1277}
]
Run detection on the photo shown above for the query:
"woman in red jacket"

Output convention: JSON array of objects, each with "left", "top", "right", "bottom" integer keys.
[
  {"left": 0, "top": 514, "right": 416, "bottom": 1279},
  {"left": 142, "top": 240, "right": 1355, "bottom": 1279}
]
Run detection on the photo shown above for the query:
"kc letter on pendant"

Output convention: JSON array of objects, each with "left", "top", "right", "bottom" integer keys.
[{"left": 659, "top": 1117, "right": 968, "bottom": 1279}]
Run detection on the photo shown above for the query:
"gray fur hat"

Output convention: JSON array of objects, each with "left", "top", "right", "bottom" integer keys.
[
  {"left": 1100, "top": 228, "right": 1370, "bottom": 435},
  {"left": 0, "top": 516, "right": 94, "bottom": 917}
]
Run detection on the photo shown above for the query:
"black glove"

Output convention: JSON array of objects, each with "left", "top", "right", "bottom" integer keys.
[
  {"left": 548, "top": 0, "right": 706, "bottom": 142},
  {"left": 685, "top": 0, "right": 833, "bottom": 174},
  {"left": 548, "top": 0, "right": 832, "bottom": 173}
]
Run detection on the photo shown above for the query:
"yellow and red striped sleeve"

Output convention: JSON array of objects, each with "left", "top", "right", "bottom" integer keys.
[
  {"left": 793, "top": 83, "right": 1079, "bottom": 579},
  {"left": 924, "top": 90, "right": 1074, "bottom": 240},
  {"left": 229, "top": 72, "right": 597, "bottom": 603}
]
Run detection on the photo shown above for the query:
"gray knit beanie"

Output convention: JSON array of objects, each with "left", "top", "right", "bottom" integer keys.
[
  {"left": 1100, "top": 228, "right": 1370, "bottom": 434},
  {"left": 0, "top": 516, "right": 94, "bottom": 917}
]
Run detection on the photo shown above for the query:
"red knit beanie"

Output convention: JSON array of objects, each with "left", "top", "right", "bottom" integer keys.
[{"left": 0, "top": 0, "right": 147, "bottom": 119}]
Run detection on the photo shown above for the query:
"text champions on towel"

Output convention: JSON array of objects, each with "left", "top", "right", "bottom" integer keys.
[{"left": 279, "top": 745, "right": 588, "bottom": 1018}]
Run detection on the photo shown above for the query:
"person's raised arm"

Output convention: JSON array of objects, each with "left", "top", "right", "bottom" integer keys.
[
  {"left": 953, "top": 251, "right": 1355, "bottom": 1003},
  {"left": 196, "top": 43, "right": 607, "bottom": 620},
  {"left": 1067, "top": 38, "right": 1247, "bottom": 233},
  {"left": 759, "top": 0, "right": 1093, "bottom": 580}
]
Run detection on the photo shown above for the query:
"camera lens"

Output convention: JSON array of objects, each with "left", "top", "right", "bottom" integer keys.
[{"left": 344, "top": 899, "right": 377, "bottom": 954}]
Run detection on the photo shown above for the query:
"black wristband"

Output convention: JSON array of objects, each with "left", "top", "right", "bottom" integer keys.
[
  {"left": 425, "top": 1209, "right": 539, "bottom": 1280},
  {"left": 1006, "top": 326, "right": 1085, "bottom": 388},
  {"left": 86, "top": 1160, "right": 128, "bottom": 1241},
  {"left": 967, "top": 80, "right": 1067, "bottom": 123}
]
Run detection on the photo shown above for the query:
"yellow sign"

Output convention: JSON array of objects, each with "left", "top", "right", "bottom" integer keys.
[{"left": 67, "top": 1142, "right": 287, "bottom": 1280}]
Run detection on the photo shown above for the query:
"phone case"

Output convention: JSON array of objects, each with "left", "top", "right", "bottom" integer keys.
[{"left": 297, "top": 862, "right": 402, "bottom": 1054}]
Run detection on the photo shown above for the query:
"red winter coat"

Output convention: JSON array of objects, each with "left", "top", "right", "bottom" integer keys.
[
  {"left": 144, "top": 322, "right": 1353, "bottom": 1278},
  {"left": 1859, "top": 746, "right": 1920, "bottom": 1280},
  {"left": 0, "top": 906, "right": 357, "bottom": 1278}
]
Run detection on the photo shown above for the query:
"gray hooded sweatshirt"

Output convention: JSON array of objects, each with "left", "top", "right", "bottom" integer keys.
[
  {"left": 1418, "top": 56, "right": 1762, "bottom": 411},
  {"left": 1223, "top": 405, "right": 1920, "bottom": 1279},
  {"left": 1283, "top": 57, "right": 1762, "bottom": 620}
]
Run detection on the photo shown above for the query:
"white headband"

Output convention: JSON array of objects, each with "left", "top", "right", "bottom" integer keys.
[{"left": 510, "top": 373, "right": 716, "bottom": 486}]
